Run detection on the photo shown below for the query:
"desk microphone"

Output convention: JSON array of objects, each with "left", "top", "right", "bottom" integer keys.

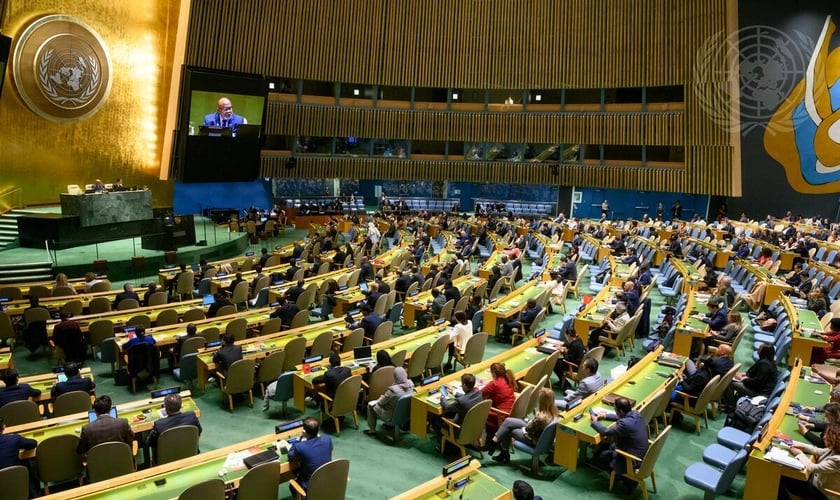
[{"left": 459, "top": 478, "right": 469, "bottom": 500}]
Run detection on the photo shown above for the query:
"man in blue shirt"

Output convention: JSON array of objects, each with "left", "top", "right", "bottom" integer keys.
[
  {"left": 288, "top": 417, "right": 333, "bottom": 495},
  {"left": 121, "top": 326, "right": 156, "bottom": 351}
]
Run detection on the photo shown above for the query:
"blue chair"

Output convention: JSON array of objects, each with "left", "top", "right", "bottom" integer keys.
[
  {"left": 684, "top": 449, "right": 748, "bottom": 500},
  {"left": 173, "top": 352, "right": 197, "bottom": 389},
  {"left": 512, "top": 421, "right": 557, "bottom": 474},
  {"left": 386, "top": 392, "right": 414, "bottom": 443},
  {"left": 268, "top": 371, "right": 296, "bottom": 416}
]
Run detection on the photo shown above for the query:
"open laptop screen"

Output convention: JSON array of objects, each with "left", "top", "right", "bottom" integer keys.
[
  {"left": 88, "top": 407, "right": 117, "bottom": 423},
  {"left": 353, "top": 346, "right": 372, "bottom": 362}
]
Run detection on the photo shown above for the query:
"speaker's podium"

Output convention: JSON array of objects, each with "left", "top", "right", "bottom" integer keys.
[{"left": 140, "top": 213, "right": 196, "bottom": 251}]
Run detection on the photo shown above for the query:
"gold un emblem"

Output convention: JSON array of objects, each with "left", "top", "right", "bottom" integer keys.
[{"left": 12, "top": 14, "right": 112, "bottom": 122}]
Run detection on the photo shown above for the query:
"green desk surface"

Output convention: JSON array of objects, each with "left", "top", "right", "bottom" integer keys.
[
  {"left": 47, "top": 301, "right": 204, "bottom": 333},
  {"left": 478, "top": 251, "right": 504, "bottom": 273},
  {"left": 4, "top": 290, "right": 119, "bottom": 315},
  {"left": 796, "top": 308, "right": 822, "bottom": 332},
  {"left": 17, "top": 397, "right": 199, "bottom": 443},
  {"left": 560, "top": 358, "right": 680, "bottom": 439},
  {"left": 410, "top": 470, "right": 509, "bottom": 500},
  {"left": 373, "top": 247, "right": 406, "bottom": 267},
  {"left": 777, "top": 374, "right": 831, "bottom": 439},
  {"left": 140, "top": 307, "right": 275, "bottom": 348},
  {"left": 0, "top": 351, "right": 11, "bottom": 368},
  {"left": 407, "top": 275, "right": 484, "bottom": 308},
  {"left": 485, "top": 282, "right": 543, "bottom": 316},
  {"left": 81, "top": 439, "right": 286, "bottom": 500}
]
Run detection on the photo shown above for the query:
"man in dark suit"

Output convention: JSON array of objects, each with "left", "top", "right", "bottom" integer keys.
[
  {"left": 143, "top": 283, "right": 160, "bottom": 306},
  {"left": 558, "top": 255, "right": 577, "bottom": 283},
  {"left": 288, "top": 417, "right": 333, "bottom": 496},
  {"left": 590, "top": 397, "right": 649, "bottom": 485},
  {"left": 113, "top": 283, "right": 140, "bottom": 309},
  {"left": 249, "top": 265, "right": 266, "bottom": 298},
  {"left": 363, "top": 282, "right": 382, "bottom": 310},
  {"left": 0, "top": 369, "right": 41, "bottom": 408},
  {"left": 698, "top": 298, "right": 728, "bottom": 331},
  {"left": 52, "top": 313, "right": 88, "bottom": 364},
  {"left": 212, "top": 334, "right": 243, "bottom": 376},
  {"left": 270, "top": 296, "right": 300, "bottom": 328},
  {"left": 203, "top": 96, "right": 247, "bottom": 131},
  {"left": 227, "top": 272, "right": 246, "bottom": 295},
  {"left": 358, "top": 256, "right": 375, "bottom": 282},
  {"left": 207, "top": 293, "right": 232, "bottom": 318},
  {"left": 394, "top": 270, "right": 412, "bottom": 300},
  {"left": 0, "top": 417, "right": 39, "bottom": 497},
  {"left": 348, "top": 304, "right": 383, "bottom": 340},
  {"left": 312, "top": 353, "right": 351, "bottom": 403},
  {"left": 443, "top": 280, "right": 461, "bottom": 304},
  {"left": 77, "top": 395, "right": 134, "bottom": 454},
  {"left": 285, "top": 260, "right": 301, "bottom": 282},
  {"left": 440, "top": 373, "right": 482, "bottom": 427},
  {"left": 51, "top": 363, "right": 95, "bottom": 398},
  {"left": 500, "top": 298, "right": 542, "bottom": 342},
  {"left": 285, "top": 279, "right": 306, "bottom": 304},
  {"left": 146, "top": 393, "right": 202, "bottom": 454},
  {"left": 292, "top": 242, "right": 305, "bottom": 261},
  {"left": 623, "top": 281, "right": 640, "bottom": 316},
  {"left": 553, "top": 329, "right": 585, "bottom": 387}
]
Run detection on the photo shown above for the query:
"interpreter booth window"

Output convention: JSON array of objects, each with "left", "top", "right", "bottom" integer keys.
[
  {"left": 487, "top": 89, "right": 522, "bottom": 112},
  {"left": 486, "top": 143, "right": 526, "bottom": 162},
  {"left": 528, "top": 143, "right": 581, "bottom": 163},
  {"left": 262, "top": 134, "right": 295, "bottom": 151},
  {"left": 414, "top": 87, "right": 449, "bottom": 110},
  {"left": 603, "top": 145, "right": 643, "bottom": 163},
  {"left": 646, "top": 85, "right": 684, "bottom": 103},
  {"left": 338, "top": 136, "right": 370, "bottom": 156},
  {"left": 296, "top": 136, "right": 333, "bottom": 155},
  {"left": 564, "top": 88, "right": 602, "bottom": 110},
  {"left": 606, "top": 87, "right": 644, "bottom": 106},
  {"left": 451, "top": 89, "right": 485, "bottom": 111},
  {"left": 646, "top": 145, "right": 684, "bottom": 163},
  {"left": 300, "top": 80, "right": 336, "bottom": 105},
  {"left": 373, "top": 139, "right": 409, "bottom": 158},
  {"left": 378, "top": 85, "right": 412, "bottom": 109},
  {"left": 411, "top": 140, "right": 446, "bottom": 159},
  {"left": 339, "top": 83, "right": 374, "bottom": 106},
  {"left": 448, "top": 141, "right": 465, "bottom": 158},
  {"left": 464, "top": 142, "right": 485, "bottom": 161},
  {"left": 528, "top": 89, "right": 562, "bottom": 109}
]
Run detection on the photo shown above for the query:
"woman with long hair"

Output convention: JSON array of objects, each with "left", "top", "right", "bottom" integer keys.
[
  {"left": 486, "top": 387, "right": 559, "bottom": 463},
  {"left": 481, "top": 362, "right": 516, "bottom": 436}
]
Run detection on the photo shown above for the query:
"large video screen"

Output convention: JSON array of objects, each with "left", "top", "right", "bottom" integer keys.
[{"left": 176, "top": 67, "right": 267, "bottom": 183}]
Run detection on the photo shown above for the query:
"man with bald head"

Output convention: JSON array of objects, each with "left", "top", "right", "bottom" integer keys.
[{"left": 204, "top": 96, "right": 248, "bottom": 131}]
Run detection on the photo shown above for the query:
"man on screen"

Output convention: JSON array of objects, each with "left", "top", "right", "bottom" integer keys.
[{"left": 204, "top": 96, "right": 247, "bottom": 131}]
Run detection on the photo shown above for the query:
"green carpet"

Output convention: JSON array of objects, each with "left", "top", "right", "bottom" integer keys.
[{"left": 6, "top": 228, "right": 751, "bottom": 499}]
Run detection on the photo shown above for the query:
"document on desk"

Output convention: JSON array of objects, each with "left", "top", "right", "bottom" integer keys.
[{"left": 765, "top": 447, "right": 805, "bottom": 470}]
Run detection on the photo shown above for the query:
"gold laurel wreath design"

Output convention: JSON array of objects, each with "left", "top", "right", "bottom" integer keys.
[{"left": 38, "top": 48, "right": 100, "bottom": 106}]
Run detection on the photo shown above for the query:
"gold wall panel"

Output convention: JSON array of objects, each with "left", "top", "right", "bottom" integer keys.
[
  {"left": 268, "top": 102, "right": 685, "bottom": 147},
  {"left": 0, "top": 0, "right": 183, "bottom": 206},
  {"left": 187, "top": 0, "right": 738, "bottom": 195}
]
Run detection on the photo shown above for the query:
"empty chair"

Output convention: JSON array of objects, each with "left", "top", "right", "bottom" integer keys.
[
  {"left": 230, "top": 281, "right": 249, "bottom": 311},
  {"left": 59, "top": 300, "right": 83, "bottom": 317},
  {"left": 0, "top": 400, "right": 41, "bottom": 426},
  {"left": 155, "top": 308, "right": 179, "bottom": 326},
  {"left": 341, "top": 328, "right": 364, "bottom": 353},
  {"left": 512, "top": 420, "right": 557, "bottom": 475},
  {"left": 425, "top": 334, "right": 450, "bottom": 376},
  {"left": 0, "top": 465, "right": 29, "bottom": 500},
  {"left": 406, "top": 343, "right": 431, "bottom": 381},
  {"left": 219, "top": 358, "right": 256, "bottom": 411},
  {"left": 182, "top": 308, "right": 206, "bottom": 322},
  {"left": 216, "top": 304, "right": 237, "bottom": 317},
  {"left": 173, "top": 352, "right": 198, "bottom": 388},
  {"left": 176, "top": 271, "right": 195, "bottom": 301},
  {"left": 309, "top": 330, "right": 334, "bottom": 358},
  {"left": 225, "top": 317, "right": 248, "bottom": 341},
  {"left": 126, "top": 314, "right": 151, "bottom": 329},
  {"left": 289, "top": 309, "right": 310, "bottom": 329},
  {"left": 319, "top": 374, "right": 363, "bottom": 435},
  {"left": 53, "top": 391, "right": 91, "bottom": 417},
  {"left": 95, "top": 337, "right": 118, "bottom": 375},
  {"left": 257, "top": 350, "right": 285, "bottom": 397},
  {"left": 0, "top": 286, "right": 22, "bottom": 300},
  {"left": 368, "top": 320, "right": 393, "bottom": 345},
  {"left": 282, "top": 336, "right": 308, "bottom": 372},
  {"left": 35, "top": 434, "right": 83, "bottom": 494},
  {"left": 116, "top": 298, "right": 140, "bottom": 311},
  {"left": 260, "top": 318, "right": 282, "bottom": 336},
  {"left": 156, "top": 425, "right": 200, "bottom": 465},
  {"left": 684, "top": 449, "right": 748, "bottom": 500},
  {"left": 669, "top": 375, "right": 721, "bottom": 434},
  {"left": 237, "top": 461, "right": 282, "bottom": 500},
  {"left": 86, "top": 441, "right": 135, "bottom": 482},
  {"left": 290, "top": 458, "right": 350, "bottom": 500},
  {"left": 453, "top": 332, "right": 488, "bottom": 370},
  {"left": 147, "top": 291, "right": 168, "bottom": 306},
  {"left": 87, "top": 297, "right": 111, "bottom": 314},
  {"left": 178, "top": 478, "right": 226, "bottom": 500}
]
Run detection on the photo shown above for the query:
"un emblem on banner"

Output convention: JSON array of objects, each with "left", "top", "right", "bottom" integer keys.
[{"left": 12, "top": 15, "right": 112, "bottom": 122}]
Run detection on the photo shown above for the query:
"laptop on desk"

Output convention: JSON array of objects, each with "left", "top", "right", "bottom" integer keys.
[
  {"left": 88, "top": 407, "right": 117, "bottom": 423},
  {"left": 353, "top": 346, "right": 374, "bottom": 366},
  {"left": 359, "top": 282, "right": 369, "bottom": 293},
  {"left": 202, "top": 295, "right": 215, "bottom": 306}
]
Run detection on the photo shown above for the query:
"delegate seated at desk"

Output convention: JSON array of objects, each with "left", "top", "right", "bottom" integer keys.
[
  {"left": 146, "top": 393, "right": 202, "bottom": 454},
  {"left": 204, "top": 97, "right": 247, "bottom": 131},
  {"left": 288, "top": 417, "right": 333, "bottom": 496},
  {"left": 77, "top": 395, "right": 134, "bottom": 454}
]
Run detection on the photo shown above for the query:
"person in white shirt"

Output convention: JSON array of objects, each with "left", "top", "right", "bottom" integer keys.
[{"left": 443, "top": 310, "right": 473, "bottom": 371}]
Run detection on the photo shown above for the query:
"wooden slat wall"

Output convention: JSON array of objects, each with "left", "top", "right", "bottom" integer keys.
[{"left": 186, "top": 0, "right": 739, "bottom": 196}]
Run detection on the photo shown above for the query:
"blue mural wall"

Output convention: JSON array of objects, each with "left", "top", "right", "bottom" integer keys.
[{"left": 173, "top": 180, "right": 274, "bottom": 215}]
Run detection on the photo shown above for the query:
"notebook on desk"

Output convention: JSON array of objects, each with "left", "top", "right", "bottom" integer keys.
[{"left": 243, "top": 449, "right": 279, "bottom": 469}]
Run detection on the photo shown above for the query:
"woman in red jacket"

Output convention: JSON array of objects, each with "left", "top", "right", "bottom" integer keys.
[{"left": 482, "top": 362, "right": 516, "bottom": 435}]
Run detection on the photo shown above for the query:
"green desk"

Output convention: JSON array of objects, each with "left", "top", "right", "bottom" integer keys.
[
  {"left": 372, "top": 247, "right": 408, "bottom": 273},
  {"left": 332, "top": 275, "right": 398, "bottom": 317},
  {"left": 391, "top": 460, "right": 511, "bottom": 500},
  {"left": 790, "top": 307, "right": 826, "bottom": 367},
  {"left": 554, "top": 347, "right": 684, "bottom": 471},
  {"left": 8, "top": 391, "right": 198, "bottom": 459},
  {"left": 421, "top": 247, "right": 459, "bottom": 276},
  {"left": 673, "top": 292, "right": 712, "bottom": 358},
  {"left": 195, "top": 316, "right": 354, "bottom": 389},
  {"left": 46, "top": 300, "right": 204, "bottom": 335},
  {"left": 292, "top": 323, "right": 452, "bottom": 410},
  {"left": 573, "top": 285, "right": 616, "bottom": 344},
  {"left": 4, "top": 289, "right": 120, "bottom": 317},
  {"left": 267, "top": 268, "right": 350, "bottom": 304},
  {"left": 403, "top": 275, "right": 484, "bottom": 328},
  {"left": 0, "top": 347, "right": 12, "bottom": 371},
  {"left": 483, "top": 281, "right": 544, "bottom": 336},
  {"left": 477, "top": 251, "right": 504, "bottom": 279},
  {"left": 40, "top": 432, "right": 298, "bottom": 500},
  {"left": 410, "top": 337, "right": 549, "bottom": 439},
  {"left": 0, "top": 367, "right": 94, "bottom": 410}
]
